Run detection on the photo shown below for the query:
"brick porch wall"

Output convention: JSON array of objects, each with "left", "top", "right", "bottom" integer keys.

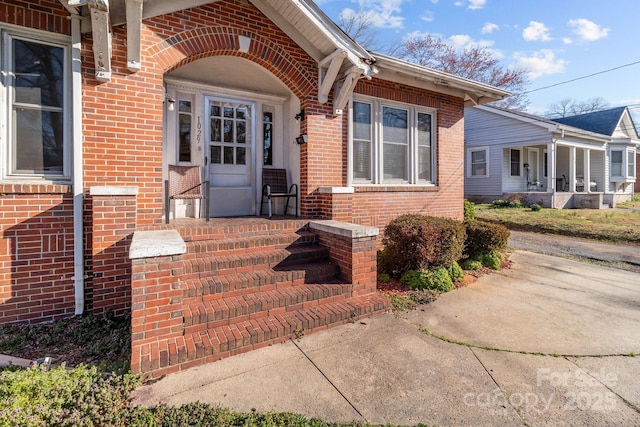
[{"left": 0, "top": 1, "right": 74, "bottom": 324}]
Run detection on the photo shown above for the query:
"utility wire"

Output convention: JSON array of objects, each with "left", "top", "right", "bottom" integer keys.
[{"left": 516, "top": 60, "right": 640, "bottom": 95}]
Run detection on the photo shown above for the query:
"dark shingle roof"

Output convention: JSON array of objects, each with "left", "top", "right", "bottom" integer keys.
[{"left": 553, "top": 106, "right": 626, "bottom": 136}]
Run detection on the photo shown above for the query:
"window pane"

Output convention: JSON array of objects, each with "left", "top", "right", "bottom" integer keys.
[
  {"left": 472, "top": 163, "right": 486, "bottom": 176},
  {"left": 210, "top": 146, "right": 221, "bottom": 164},
  {"left": 353, "top": 140, "right": 371, "bottom": 179},
  {"left": 210, "top": 104, "right": 221, "bottom": 117},
  {"left": 236, "top": 106, "right": 247, "bottom": 120},
  {"left": 236, "top": 147, "right": 246, "bottom": 165},
  {"left": 178, "top": 111, "right": 191, "bottom": 163},
  {"left": 418, "top": 146, "right": 431, "bottom": 181},
  {"left": 223, "top": 106, "right": 234, "bottom": 118},
  {"left": 223, "top": 120, "right": 233, "bottom": 142},
  {"left": 471, "top": 151, "right": 486, "bottom": 163},
  {"left": 236, "top": 121, "right": 246, "bottom": 144},
  {"left": 383, "top": 107, "right": 407, "bottom": 144},
  {"left": 417, "top": 113, "right": 431, "bottom": 147},
  {"left": 628, "top": 152, "right": 634, "bottom": 177},
  {"left": 223, "top": 146, "right": 234, "bottom": 164},
  {"left": 353, "top": 102, "right": 371, "bottom": 140},
  {"left": 178, "top": 100, "right": 191, "bottom": 113},
  {"left": 14, "top": 39, "right": 64, "bottom": 108},
  {"left": 611, "top": 151, "right": 622, "bottom": 176},
  {"left": 211, "top": 118, "right": 221, "bottom": 142},
  {"left": 383, "top": 143, "right": 406, "bottom": 180},
  {"left": 15, "top": 109, "right": 64, "bottom": 173},
  {"left": 263, "top": 112, "right": 272, "bottom": 166},
  {"left": 510, "top": 150, "right": 520, "bottom": 176}
]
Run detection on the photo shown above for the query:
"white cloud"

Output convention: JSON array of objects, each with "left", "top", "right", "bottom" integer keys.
[
  {"left": 481, "top": 22, "right": 499, "bottom": 34},
  {"left": 468, "top": 0, "right": 487, "bottom": 10},
  {"left": 421, "top": 11, "right": 435, "bottom": 22},
  {"left": 514, "top": 49, "right": 567, "bottom": 79},
  {"left": 448, "top": 34, "right": 494, "bottom": 49},
  {"left": 562, "top": 37, "right": 573, "bottom": 45},
  {"left": 568, "top": 18, "right": 610, "bottom": 41},
  {"left": 340, "top": 0, "right": 405, "bottom": 29},
  {"left": 454, "top": 1, "right": 464, "bottom": 6},
  {"left": 522, "top": 21, "right": 552, "bottom": 42}
]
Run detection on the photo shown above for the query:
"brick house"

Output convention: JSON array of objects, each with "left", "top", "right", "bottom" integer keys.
[{"left": 0, "top": 0, "right": 507, "bottom": 377}]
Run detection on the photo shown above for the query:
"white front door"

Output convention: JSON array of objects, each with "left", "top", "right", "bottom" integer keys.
[{"left": 206, "top": 97, "right": 255, "bottom": 216}]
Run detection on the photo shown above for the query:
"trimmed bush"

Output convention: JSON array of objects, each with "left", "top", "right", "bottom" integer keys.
[
  {"left": 530, "top": 203, "right": 542, "bottom": 211},
  {"left": 464, "top": 220, "right": 510, "bottom": 258},
  {"left": 460, "top": 259, "right": 483, "bottom": 270},
  {"left": 424, "top": 267, "right": 454, "bottom": 293},
  {"left": 381, "top": 214, "right": 466, "bottom": 274},
  {"left": 464, "top": 199, "right": 476, "bottom": 221},
  {"left": 447, "top": 261, "right": 464, "bottom": 282},
  {"left": 480, "top": 252, "right": 502, "bottom": 270},
  {"left": 400, "top": 270, "right": 427, "bottom": 289}
]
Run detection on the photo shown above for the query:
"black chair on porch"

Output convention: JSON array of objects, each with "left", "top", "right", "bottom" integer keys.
[
  {"left": 164, "top": 165, "right": 209, "bottom": 223},
  {"left": 260, "top": 168, "right": 298, "bottom": 219}
]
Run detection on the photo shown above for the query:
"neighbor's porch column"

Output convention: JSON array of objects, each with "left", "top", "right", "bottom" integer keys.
[
  {"left": 585, "top": 149, "right": 591, "bottom": 193},
  {"left": 547, "top": 142, "right": 555, "bottom": 192},
  {"left": 569, "top": 147, "right": 577, "bottom": 192}
]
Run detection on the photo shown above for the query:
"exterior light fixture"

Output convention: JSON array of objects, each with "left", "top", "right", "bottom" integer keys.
[
  {"left": 165, "top": 95, "right": 175, "bottom": 111},
  {"left": 295, "top": 133, "right": 308, "bottom": 145},
  {"left": 294, "top": 109, "right": 305, "bottom": 121}
]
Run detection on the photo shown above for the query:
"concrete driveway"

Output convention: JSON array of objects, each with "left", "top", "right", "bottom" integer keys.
[{"left": 135, "top": 251, "right": 640, "bottom": 426}]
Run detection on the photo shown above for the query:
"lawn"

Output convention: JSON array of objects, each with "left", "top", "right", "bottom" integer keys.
[{"left": 475, "top": 203, "right": 640, "bottom": 245}]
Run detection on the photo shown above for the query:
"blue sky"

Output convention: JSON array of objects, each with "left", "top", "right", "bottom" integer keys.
[{"left": 317, "top": 0, "right": 640, "bottom": 122}]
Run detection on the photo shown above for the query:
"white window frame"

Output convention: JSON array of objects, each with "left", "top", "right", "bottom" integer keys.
[
  {"left": 610, "top": 149, "right": 623, "bottom": 178},
  {"left": 1, "top": 25, "right": 71, "bottom": 182},
  {"left": 467, "top": 147, "right": 489, "bottom": 178},
  {"left": 627, "top": 149, "right": 635, "bottom": 178},
  {"left": 349, "top": 96, "right": 437, "bottom": 185}
]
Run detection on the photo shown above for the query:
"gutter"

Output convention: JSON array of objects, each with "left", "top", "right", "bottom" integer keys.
[{"left": 60, "top": 1, "right": 85, "bottom": 315}]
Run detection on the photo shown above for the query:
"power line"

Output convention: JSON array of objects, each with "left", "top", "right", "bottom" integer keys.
[{"left": 516, "top": 60, "right": 640, "bottom": 95}]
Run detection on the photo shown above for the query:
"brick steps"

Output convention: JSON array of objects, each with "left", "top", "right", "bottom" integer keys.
[
  {"left": 137, "top": 294, "right": 389, "bottom": 374},
  {"left": 183, "top": 283, "right": 354, "bottom": 333}
]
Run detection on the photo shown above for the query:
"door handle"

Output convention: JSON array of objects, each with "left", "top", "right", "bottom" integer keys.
[{"left": 205, "top": 156, "right": 208, "bottom": 166}]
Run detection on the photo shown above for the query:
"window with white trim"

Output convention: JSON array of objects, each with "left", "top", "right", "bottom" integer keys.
[
  {"left": 611, "top": 150, "right": 623, "bottom": 177},
  {"left": 1, "top": 28, "right": 70, "bottom": 180},
  {"left": 468, "top": 147, "right": 488, "bottom": 177},
  {"left": 510, "top": 149, "right": 521, "bottom": 177},
  {"left": 628, "top": 149, "right": 635, "bottom": 178},
  {"left": 351, "top": 98, "right": 436, "bottom": 184}
]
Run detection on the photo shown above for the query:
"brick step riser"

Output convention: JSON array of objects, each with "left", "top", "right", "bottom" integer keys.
[
  {"left": 182, "top": 288, "right": 354, "bottom": 333},
  {"left": 143, "top": 296, "right": 389, "bottom": 376},
  {"left": 181, "top": 263, "right": 341, "bottom": 298},
  {"left": 185, "top": 232, "right": 319, "bottom": 256},
  {"left": 180, "top": 247, "right": 331, "bottom": 278},
  {"left": 173, "top": 221, "right": 311, "bottom": 242}
]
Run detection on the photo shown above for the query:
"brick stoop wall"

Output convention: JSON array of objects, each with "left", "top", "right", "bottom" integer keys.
[{"left": 129, "top": 218, "right": 387, "bottom": 378}]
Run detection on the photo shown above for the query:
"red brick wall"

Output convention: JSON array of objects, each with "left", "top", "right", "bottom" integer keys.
[{"left": 0, "top": 2, "right": 74, "bottom": 324}]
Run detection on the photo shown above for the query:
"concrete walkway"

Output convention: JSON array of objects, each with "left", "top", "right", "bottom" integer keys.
[{"left": 135, "top": 250, "right": 640, "bottom": 426}]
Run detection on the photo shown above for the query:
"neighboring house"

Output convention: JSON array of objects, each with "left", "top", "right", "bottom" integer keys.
[
  {"left": 464, "top": 105, "right": 638, "bottom": 209},
  {"left": 1, "top": 0, "right": 507, "bottom": 376}
]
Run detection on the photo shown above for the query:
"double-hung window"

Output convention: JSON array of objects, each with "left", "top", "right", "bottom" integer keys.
[
  {"left": 468, "top": 148, "right": 488, "bottom": 177},
  {"left": 627, "top": 149, "right": 635, "bottom": 178},
  {"left": 1, "top": 28, "right": 69, "bottom": 180},
  {"left": 510, "top": 149, "right": 521, "bottom": 176},
  {"left": 351, "top": 97, "right": 436, "bottom": 184},
  {"left": 610, "top": 150, "right": 623, "bottom": 177}
]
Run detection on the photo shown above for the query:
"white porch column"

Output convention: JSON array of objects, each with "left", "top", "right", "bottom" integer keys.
[
  {"left": 584, "top": 149, "right": 591, "bottom": 193},
  {"left": 547, "top": 142, "right": 555, "bottom": 192},
  {"left": 569, "top": 147, "right": 576, "bottom": 192}
]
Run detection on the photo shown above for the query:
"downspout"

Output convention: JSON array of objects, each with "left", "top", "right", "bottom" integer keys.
[{"left": 61, "top": 2, "right": 85, "bottom": 315}]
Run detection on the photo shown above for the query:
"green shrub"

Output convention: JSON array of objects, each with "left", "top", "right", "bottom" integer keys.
[
  {"left": 424, "top": 267, "right": 454, "bottom": 293},
  {"left": 382, "top": 214, "right": 466, "bottom": 274},
  {"left": 464, "top": 220, "right": 510, "bottom": 258},
  {"left": 530, "top": 203, "right": 542, "bottom": 211},
  {"left": 400, "top": 269, "right": 427, "bottom": 289},
  {"left": 447, "top": 261, "right": 464, "bottom": 282},
  {"left": 378, "top": 273, "right": 392, "bottom": 283},
  {"left": 460, "top": 259, "right": 483, "bottom": 270},
  {"left": 463, "top": 199, "right": 476, "bottom": 221},
  {"left": 480, "top": 252, "right": 502, "bottom": 270},
  {"left": 491, "top": 198, "right": 524, "bottom": 209},
  {"left": 0, "top": 365, "right": 140, "bottom": 427}
]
